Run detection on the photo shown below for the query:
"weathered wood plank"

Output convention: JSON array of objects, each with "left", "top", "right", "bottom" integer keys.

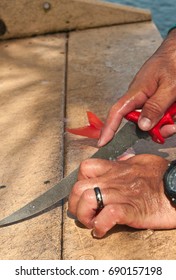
[
  {"left": 63, "top": 21, "right": 176, "bottom": 259},
  {"left": 0, "top": 0, "right": 151, "bottom": 40},
  {"left": 0, "top": 34, "right": 66, "bottom": 259}
]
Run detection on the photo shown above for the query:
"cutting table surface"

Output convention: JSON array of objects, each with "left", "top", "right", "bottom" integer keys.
[{"left": 0, "top": 21, "right": 176, "bottom": 259}]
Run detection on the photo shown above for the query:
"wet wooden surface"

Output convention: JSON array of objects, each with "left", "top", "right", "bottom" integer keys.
[{"left": 0, "top": 21, "right": 176, "bottom": 260}]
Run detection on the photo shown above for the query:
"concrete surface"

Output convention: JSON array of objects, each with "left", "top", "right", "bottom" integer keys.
[{"left": 0, "top": 0, "right": 151, "bottom": 40}]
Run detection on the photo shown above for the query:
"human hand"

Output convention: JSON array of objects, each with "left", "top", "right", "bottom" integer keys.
[
  {"left": 68, "top": 154, "right": 176, "bottom": 238},
  {"left": 98, "top": 29, "right": 176, "bottom": 147}
]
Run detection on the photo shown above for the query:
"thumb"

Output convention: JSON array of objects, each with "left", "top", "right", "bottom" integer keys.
[{"left": 138, "top": 87, "right": 175, "bottom": 131}]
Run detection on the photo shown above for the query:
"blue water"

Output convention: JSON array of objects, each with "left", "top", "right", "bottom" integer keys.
[{"left": 104, "top": 0, "right": 176, "bottom": 37}]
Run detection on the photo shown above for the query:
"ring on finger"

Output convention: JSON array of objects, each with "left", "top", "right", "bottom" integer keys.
[{"left": 94, "top": 186, "right": 104, "bottom": 211}]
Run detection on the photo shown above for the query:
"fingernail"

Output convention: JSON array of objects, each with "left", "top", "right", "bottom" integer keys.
[
  {"left": 138, "top": 117, "right": 152, "bottom": 131},
  {"left": 91, "top": 229, "right": 100, "bottom": 239},
  {"left": 117, "top": 148, "right": 135, "bottom": 160},
  {"left": 117, "top": 152, "right": 135, "bottom": 161}
]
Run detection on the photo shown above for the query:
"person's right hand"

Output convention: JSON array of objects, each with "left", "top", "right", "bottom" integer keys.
[{"left": 98, "top": 29, "right": 176, "bottom": 147}]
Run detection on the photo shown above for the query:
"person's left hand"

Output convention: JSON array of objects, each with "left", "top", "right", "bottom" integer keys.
[{"left": 68, "top": 154, "right": 176, "bottom": 238}]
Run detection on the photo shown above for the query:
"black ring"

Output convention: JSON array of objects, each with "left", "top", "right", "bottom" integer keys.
[{"left": 94, "top": 187, "right": 104, "bottom": 210}]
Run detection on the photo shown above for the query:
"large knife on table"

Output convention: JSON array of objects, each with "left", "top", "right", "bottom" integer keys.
[{"left": 0, "top": 122, "right": 175, "bottom": 227}]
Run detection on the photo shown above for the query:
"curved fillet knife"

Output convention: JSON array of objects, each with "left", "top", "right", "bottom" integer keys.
[{"left": 0, "top": 121, "right": 174, "bottom": 227}]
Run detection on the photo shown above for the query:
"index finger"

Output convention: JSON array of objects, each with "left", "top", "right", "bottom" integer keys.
[{"left": 98, "top": 90, "right": 148, "bottom": 147}]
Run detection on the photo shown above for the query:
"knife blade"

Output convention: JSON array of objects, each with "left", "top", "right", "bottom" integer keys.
[
  {"left": 0, "top": 122, "right": 152, "bottom": 227},
  {"left": 1, "top": 121, "right": 175, "bottom": 227}
]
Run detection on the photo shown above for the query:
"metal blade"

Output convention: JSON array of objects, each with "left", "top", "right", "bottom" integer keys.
[{"left": 0, "top": 122, "right": 148, "bottom": 227}]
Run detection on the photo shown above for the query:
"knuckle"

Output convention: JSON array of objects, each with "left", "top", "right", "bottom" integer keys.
[
  {"left": 143, "top": 100, "right": 163, "bottom": 117},
  {"left": 79, "top": 159, "right": 95, "bottom": 178},
  {"left": 79, "top": 159, "right": 90, "bottom": 173},
  {"left": 107, "top": 204, "right": 117, "bottom": 217},
  {"left": 81, "top": 189, "right": 94, "bottom": 203},
  {"left": 71, "top": 181, "right": 83, "bottom": 197},
  {"left": 106, "top": 204, "right": 123, "bottom": 224}
]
